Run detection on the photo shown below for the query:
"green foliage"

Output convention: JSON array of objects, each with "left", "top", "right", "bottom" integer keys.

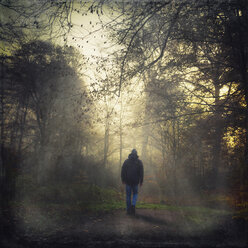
[
  {"left": 85, "top": 201, "right": 125, "bottom": 213},
  {"left": 16, "top": 173, "right": 122, "bottom": 212},
  {"left": 233, "top": 206, "right": 248, "bottom": 220},
  {"left": 136, "top": 202, "right": 230, "bottom": 215},
  {"left": 136, "top": 202, "right": 232, "bottom": 231}
]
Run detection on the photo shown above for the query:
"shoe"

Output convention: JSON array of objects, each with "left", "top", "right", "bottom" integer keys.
[
  {"left": 131, "top": 205, "right": 135, "bottom": 215},
  {"left": 127, "top": 208, "right": 132, "bottom": 215}
]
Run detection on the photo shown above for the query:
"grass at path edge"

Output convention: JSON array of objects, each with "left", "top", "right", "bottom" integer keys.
[{"left": 86, "top": 201, "right": 232, "bottom": 217}]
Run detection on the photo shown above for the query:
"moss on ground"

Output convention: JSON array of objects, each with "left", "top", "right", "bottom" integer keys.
[{"left": 136, "top": 202, "right": 231, "bottom": 215}]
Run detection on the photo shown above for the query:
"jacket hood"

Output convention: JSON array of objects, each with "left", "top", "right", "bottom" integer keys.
[{"left": 128, "top": 153, "right": 138, "bottom": 160}]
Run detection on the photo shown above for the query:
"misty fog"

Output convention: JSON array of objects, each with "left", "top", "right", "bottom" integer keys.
[{"left": 1, "top": 1, "right": 248, "bottom": 247}]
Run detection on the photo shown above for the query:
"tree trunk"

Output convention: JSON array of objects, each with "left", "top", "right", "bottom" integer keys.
[
  {"left": 161, "top": 129, "right": 166, "bottom": 176},
  {"left": 17, "top": 103, "right": 28, "bottom": 156},
  {"left": 0, "top": 57, "right": 6, "bottom": 213},
  {"left": 36, "top": 108, "right": 47, "bottom": 184},
  {"left": 243, "top": 75, "right": 248, "bottom": 185},
  {"left": 235, "top": 4, "right": 248, "bottom": 187},
  {"left": 119, "top": 95, "right": 123, "bottom": 173},
  {"left": 212, "top": 83, "right": 222, "bottom": 188},
  {"left": 103, "top": 115, "right": 109, "bottom": 167},
  {"left": 0, "top": 57, "right": 16, "bottom": 239}
]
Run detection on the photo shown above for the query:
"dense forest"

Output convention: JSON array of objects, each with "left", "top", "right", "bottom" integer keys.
[{"left": 1, "top": 0, "right": 248, "bottom": 247}]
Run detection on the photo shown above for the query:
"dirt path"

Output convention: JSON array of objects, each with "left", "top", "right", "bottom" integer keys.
[{"left": 2, "top": 209, "right": 248, "bottom": 247}]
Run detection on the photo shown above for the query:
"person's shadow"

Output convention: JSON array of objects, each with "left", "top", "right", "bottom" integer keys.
[{"left": 134, "top": 213, "right": 168, "bottom": 226}]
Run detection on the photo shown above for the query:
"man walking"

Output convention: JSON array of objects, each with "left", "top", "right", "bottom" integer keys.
[{"left": 121, "top": 149, "right": 144, "bottom": 215}]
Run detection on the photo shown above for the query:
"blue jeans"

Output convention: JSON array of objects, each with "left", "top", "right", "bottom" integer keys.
[{"left": 126, "top": 184, "right": 138, "bottom": 211}]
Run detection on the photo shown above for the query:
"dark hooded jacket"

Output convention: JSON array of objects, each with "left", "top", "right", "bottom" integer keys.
[{"left": 121, "top": 153, "right": 144, "bottom": 185}]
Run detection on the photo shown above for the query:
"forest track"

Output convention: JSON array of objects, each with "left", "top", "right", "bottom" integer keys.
[{"left": 2, "top": 209, "right": 248, "bottom": 248}]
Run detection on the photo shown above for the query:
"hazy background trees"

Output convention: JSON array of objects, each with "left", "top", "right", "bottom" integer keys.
[{"left": 101, "top": 0, "right": 248, "bottom": 201}]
